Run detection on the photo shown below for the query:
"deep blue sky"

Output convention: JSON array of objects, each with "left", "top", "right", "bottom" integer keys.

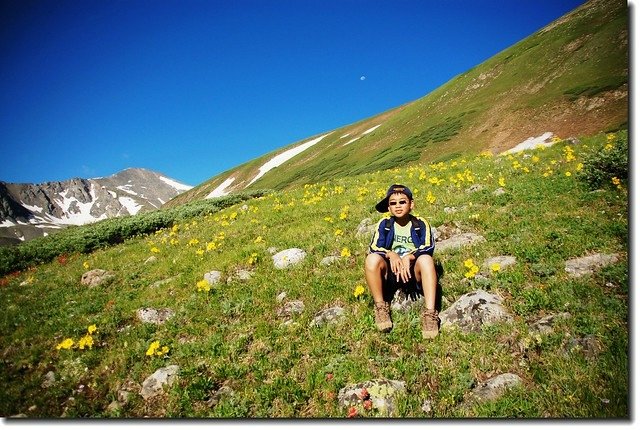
[{"left": 1, "top": 0, "right": 588, "bottom": 186}]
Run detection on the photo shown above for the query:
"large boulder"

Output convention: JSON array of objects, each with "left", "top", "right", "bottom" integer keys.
[
  {"left": 338, "top": 379, "right": 407, "bottom": 417},
  {"left": 272, "top": 248, "right": 307, "bottom": 269},
  {"left": 440, "top": 290, "right": 512, "bottom": 332},
  {"left": 140, "top": 365, "right": 179, "bottom": 400},
  {"left": 565, "top": 253, "right": 619, "bottom": 277}
]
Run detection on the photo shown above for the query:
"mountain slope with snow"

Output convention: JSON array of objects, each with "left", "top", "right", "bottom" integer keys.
[
  {"left": 0, "top": 168, "right": 192, "bottom": 245},
  {"left": 166, "top": 0, "right": 627, "bottom": 208}
]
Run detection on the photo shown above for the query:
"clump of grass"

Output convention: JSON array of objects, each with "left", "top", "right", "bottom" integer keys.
[{"left": 577, "top": 130, "right": 628, "bottom": 190}]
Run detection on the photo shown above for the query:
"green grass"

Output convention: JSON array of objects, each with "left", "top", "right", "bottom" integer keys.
[{"left": 0, "top": 131, "right": 628, "bottom": 418}]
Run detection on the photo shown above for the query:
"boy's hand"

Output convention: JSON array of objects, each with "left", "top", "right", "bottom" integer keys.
[{"left": 387, "top": 252, "right": 413, "bottom": 283}]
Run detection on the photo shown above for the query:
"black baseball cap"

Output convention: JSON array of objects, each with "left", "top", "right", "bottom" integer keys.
[{"left": 375, "top": 184, "right": 413, "bottom": 213}]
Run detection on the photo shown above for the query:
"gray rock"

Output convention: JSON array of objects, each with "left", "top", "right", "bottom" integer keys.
[
  {"left": 564, "top": 335, "right": 602, "bottom": 359},
  {"left": 440, "top": 290, "right": 512, "bottom": 332},
  {"left": 320, "top": 256, "right": 341, "bottom": 266},
  {"left": 529, "top": 312, "right": 571, "bottom": 334},
  {"left": 144, "top": 256, "right": 158, "bottom": 264},
  {"left": 437, "top": 233, "right": 486, "bottom": 252},
  {"left": 151, "top": 275, "right": 178, "bottom": 288},
  {"left": 469, "top": 373, "right": 523, "bottom": 403},
  {"left": 276, "top": 291, "right": 287, "bottom": 302},
  {"left": 421, "top": 399, "right": 433, "bottom": 414},
  {"left": 310, "top": 306, "right": 346, "bottom": 327},
  {"left": 565, "top": 253, "right": 619, "bottom": 277},
  {"left": 227, "top": 269, "right": 253, "bottom": 283},
  {"left": 466, "top": 184, "right": 483, "bottom": 193},
  {"left": 493, "top": 187, "right": 506, "bottom": 196},
  {"left": 136, "top": 307, "right": 175, "bottom": 325},
  {"left": 41, "top": 371, "right": 56, "bottom": 388},
  {"left": 140, "top": 365, "right": 179, "bottom": 400},
  {"left": 390, "top": 288, "right": 423, "bottom": 312},
  {"left": 272, "top": 248, "right": 307, "bottom": 269},
  {"left": 435, "top": 222, "right": 463, "bottom": 241},
  {"left": 80, "top": 269, "right": 115, "bottom": 287},
  {"left": 482, "top": 256, "right": 517, "bottom": 272},
  {"left": 206, "top": 385, "right": 235, "bottom": 407},
  {"left": 277, "top": 300, "right": 305, "bottom": 317},
  {"left": 356, "top": 218, "right": 376, "bottom": 237},
  {"left": 338, "top": 379, "right": 407, "bottom": 417},
  {"left": 107, "top": 401, "right": 121, "bottom": 413},
  {"left": 204, "top": 270, "right": 222, "bottom": 285}
]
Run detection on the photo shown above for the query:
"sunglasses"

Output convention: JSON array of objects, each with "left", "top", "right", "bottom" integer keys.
[{"left": 388, "top": 200, "right": 408, "bottom": 206}]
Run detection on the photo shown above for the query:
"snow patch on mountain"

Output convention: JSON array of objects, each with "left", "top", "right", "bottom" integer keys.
[
  {"left": 159, "top": 176, "right": 193, "bottom": 191},
  {"left": 248, "top": 133, "right": 331, "bottom": 186},
  {"left": 207, "top": 177, "right": 236, "bottom": 199},
  {"left": 343, "top": 123, "right": 383, "bottom": 146},
  {"left": 363, "top": 124, "right": 382, "bottom": 135},
  {"left": 503, "top": 132, "right": 556, "bottom": 154},
  {"left": 118, "top": 196, "right": 143, "bottom": 214}
]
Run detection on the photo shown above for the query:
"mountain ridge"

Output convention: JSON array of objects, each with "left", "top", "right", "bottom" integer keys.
[{"left": 0, "top": 167, "right": 192, "bottom": 245}]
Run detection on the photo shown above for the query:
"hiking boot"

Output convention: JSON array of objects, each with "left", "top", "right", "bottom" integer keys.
[
  {"left": 374, "top": 302, "right": 392, "bottom": 332},
  {"left": 421, "top": 309, "right": 440, "bottom": 339}
]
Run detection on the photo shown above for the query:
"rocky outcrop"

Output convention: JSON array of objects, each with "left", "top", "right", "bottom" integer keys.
[{"left": 0, "top": 168, "right": 191, "bottom": 245}]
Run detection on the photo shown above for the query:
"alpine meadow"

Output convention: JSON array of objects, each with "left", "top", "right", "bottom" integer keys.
[{"left": 0, "top": 0, "right": 629, "bottom": 419}]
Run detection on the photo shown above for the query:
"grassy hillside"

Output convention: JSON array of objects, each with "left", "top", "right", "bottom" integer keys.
[
  {"left": 0, "top": 131, "right": 628, "bottom": 418},
  {"left": 167, "top": 0, "right": 627, "bottom": 207}
]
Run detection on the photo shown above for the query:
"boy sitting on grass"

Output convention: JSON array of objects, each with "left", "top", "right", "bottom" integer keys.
[{"left": 364, "top": 184, "right": 439, "bottom": 339}]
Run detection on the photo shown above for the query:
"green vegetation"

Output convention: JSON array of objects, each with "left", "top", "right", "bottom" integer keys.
[
  {"left": 0, "top": 131, "right": 628, "bottom": 418},
  {"left": 0, "top": 190, "right": 268, "bottom": 276},
  {"left": 577, "top": 130, "right": 628, "bottom": 189}
]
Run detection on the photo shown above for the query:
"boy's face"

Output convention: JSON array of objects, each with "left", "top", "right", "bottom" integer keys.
[{"left": 387, "top": 192, "right": 414, "bottom": 217}]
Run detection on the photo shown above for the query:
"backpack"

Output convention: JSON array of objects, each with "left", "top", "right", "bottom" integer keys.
[{"left": 383, "top": 215, "right": 423, "bottom": 239}]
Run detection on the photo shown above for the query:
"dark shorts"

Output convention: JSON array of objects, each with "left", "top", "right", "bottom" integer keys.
[{"left": 382, "top": 258, "right": 423, "bottom": 302}]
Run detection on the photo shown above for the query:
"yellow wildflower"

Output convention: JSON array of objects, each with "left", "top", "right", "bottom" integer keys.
[
  {"left": 254, "top": 236, "right": 264, "bottom": 244},
  {"left": 77, "top": 334, "right": 94, "bottom": 350},
  {"left": 83, "top": 261, "right": 90, "bottom": 269},
  {"left": 498, "top": 177, "right": 506, "bottom": 187},
  {"left": 565, "top": 171, "right": 572, "bottom": 177},
  {"left": 247, "top": 253, "right": 258, "bottom": 265},
  {"left": 196, "top": 279, "right": 211, "bottom": 292},
  {"left": 87, "top": 324, "right": 97, "bottom": 335},
  {"left": 490, "top": 263, "right": 501, "bottom": 273},
  {"left": 353, "top": 285, "right": 366, "bottom": 298},
  {"left": 426, "top": 191, "right": 436, "bottom": 204},
  {"left": 146, "top": 340, "right": 160, "bottom": 356},
  {"left": 341, "top": 248, "right": 352, "bottom": 258},
  {"left": 335, "top": 229, "right": 344, "bottom": 236},
  {"left": 196, "top": 249, "right": 205, "bottom": 256},
  {"left": 56, "top": 338, "right": 74, "bottom": 350},
  {"left": 612, "top": 177, "right": 621, "bottom": 186}
]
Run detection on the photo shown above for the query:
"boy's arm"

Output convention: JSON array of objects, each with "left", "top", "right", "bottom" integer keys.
[
  {"left": 412, "top": 217, "right": 435, "bottom": 257},
  {"left": 368, "top": 219, "right": 390, "bottom": 256}
]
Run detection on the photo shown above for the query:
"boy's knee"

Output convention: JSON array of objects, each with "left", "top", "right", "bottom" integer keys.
[
  {"left": 415, "top": 254, "right": 436, "bottom": 272},
  {"left": 365, "top": 253, "right": 385, "bottom": 272}
]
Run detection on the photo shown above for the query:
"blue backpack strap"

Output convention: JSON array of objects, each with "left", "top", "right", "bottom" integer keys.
[{"left": 384, "top": 217, "right": 393, "bottom": 231}]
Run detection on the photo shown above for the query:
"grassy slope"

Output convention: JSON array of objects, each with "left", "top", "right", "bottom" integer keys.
[
  {"left": 0, "top": 132, "right": 628, "bottom": 418},
  {"left": 167, "top": 0, "right": 628, "bottom": 208}
]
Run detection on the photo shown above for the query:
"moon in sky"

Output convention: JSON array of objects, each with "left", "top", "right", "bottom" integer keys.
[{"left": 360, "top": 76, "right": 366, "bottom": 81}]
